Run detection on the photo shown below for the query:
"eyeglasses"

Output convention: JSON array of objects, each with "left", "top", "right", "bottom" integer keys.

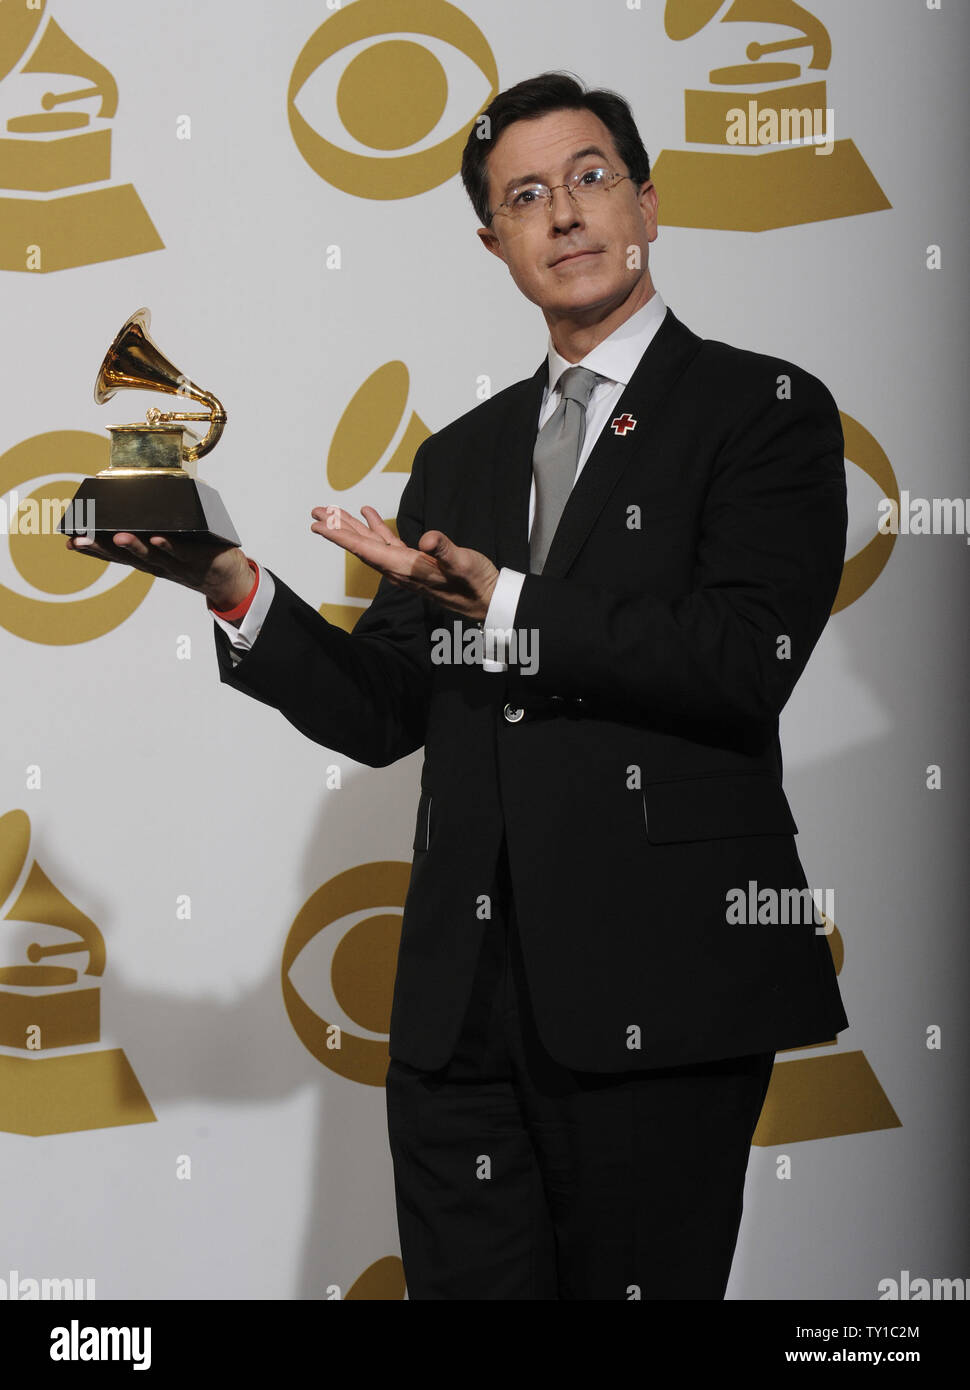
[{"left": 489, "top": 167, "right": 634, "bottom": 225}]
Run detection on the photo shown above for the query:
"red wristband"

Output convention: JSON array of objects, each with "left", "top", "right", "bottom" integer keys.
[{"left": 209, "top": 559, "right": 259, "bottom": 621}]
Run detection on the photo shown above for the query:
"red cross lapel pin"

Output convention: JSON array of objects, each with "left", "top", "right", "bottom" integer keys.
[{"left": 610, "top": 412, "right": 637, "bottom": 436}]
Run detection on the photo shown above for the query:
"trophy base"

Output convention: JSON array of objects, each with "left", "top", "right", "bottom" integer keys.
[{"left": 58, "top": 474, "right": 240, "bottom": 547}]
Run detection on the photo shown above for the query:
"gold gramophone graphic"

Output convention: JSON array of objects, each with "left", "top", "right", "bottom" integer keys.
[
  {"left": 318, "top": 362, "right": 430, "bottom": 633},
  {"left": 59, "top": 308, "right": 240, "bottom": 546},
  {"left": 0, "top": 1, "right": 163, "bottom": 272},
  {"left": 652, "top": 0, "right": 890, "bottom": 230},
  {"left": 0, "top": 809, "right": 155, "bottom": 1136},
  {"left": 345, "top": 1256, "right": 406, "bottom": 1301},
  {"left": 752, "top": 915, "right": 900, "bottom": 1145}
]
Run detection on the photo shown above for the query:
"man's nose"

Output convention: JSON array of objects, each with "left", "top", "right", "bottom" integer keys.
[{"left": 549, "top": 184, "right": 582, "bottom": 231}]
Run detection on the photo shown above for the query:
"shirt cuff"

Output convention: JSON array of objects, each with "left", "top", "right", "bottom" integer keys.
[
  {"left": 481, "top": 567, "right": 526, "bottom": 671},
  {"left": 211, "top": 563, "right": 276, "bottom": 658}
]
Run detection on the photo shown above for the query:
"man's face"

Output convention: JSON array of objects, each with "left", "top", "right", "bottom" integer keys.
[{"left": 476, "top": 107, "right": 658, "bottom": 323}]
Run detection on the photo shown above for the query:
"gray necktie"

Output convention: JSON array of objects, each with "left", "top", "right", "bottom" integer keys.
[{"left": 529, "top": 365, "right": 599, "bottom": 573}]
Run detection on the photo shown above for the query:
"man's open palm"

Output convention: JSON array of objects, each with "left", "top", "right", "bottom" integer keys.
[{"left": 311, "top": 504, "right": 498, "bottom": 621}]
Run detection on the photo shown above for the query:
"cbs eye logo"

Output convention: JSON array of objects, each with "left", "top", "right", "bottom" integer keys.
[
  {"left": 0, "top": 431, "right": 152, "bottom": 646},
  {"left": 832, "top": 412, "right": 900, "bottom": 613},
  {"left": 287, "top": 0, "right": 498, "bottom": 199},
  {"left": 282, "top": 861, "right": 411, "bottom": 1086}
]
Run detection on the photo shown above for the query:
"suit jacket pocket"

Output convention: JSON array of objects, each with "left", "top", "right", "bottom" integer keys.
[
  {"left": 642, "top": 773, "right": 798, "bottom": 844},
  {"left": 412, "top": 790, "right": 432, "bottom": 852}
]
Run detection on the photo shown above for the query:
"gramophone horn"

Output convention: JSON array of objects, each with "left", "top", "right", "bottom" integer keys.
[{"left": 664, "top": 0, "right": 729, "bottom": 40}]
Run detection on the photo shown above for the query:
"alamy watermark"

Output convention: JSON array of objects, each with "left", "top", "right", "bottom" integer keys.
[
  {"left": 0, "top": 490, "right": 94, "bottom": 536},
  {"left": 726, "top": 881, "right": 834, "bottom": 932},
  {"left": 50, "top": 1320, "right": 151, "bottom": 1371},
  {"left": 0, "top": 1268, "right": 95, "bottom": 1299},
  {"left": 430, "top": 620, "right": 539, "bottom": 675},
  {"left": 878, "top": 1269, "right": 968, "bottom": 1300},
  {"left": 877, "top": 492, "right": 970, "bottom": 538},
  {"left": 725, "top": 102, "right": 835, "bottom": 156}
]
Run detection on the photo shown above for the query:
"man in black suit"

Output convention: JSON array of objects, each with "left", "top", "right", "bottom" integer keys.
[{"left": 68, "top": 72, "right": 848, "bottom": 1300}]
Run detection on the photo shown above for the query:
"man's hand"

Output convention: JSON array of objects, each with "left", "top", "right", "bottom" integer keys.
[
  {"left": 65, "top": 533, "right": 254, "bottom": 610},
  {"left": 310, "top": 505, "right": 499, "bottom": 622}
]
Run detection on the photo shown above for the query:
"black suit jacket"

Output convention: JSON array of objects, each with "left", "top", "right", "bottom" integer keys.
[{"left": 214, "top": 309, "right": 849, "bottom": 1072}]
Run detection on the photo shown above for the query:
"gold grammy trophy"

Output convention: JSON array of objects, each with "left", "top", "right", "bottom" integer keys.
[{"left": 59, "top": 308, "right": 240, "bottom": 546}]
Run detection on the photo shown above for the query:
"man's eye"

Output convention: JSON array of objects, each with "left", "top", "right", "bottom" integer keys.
[
  {"left": 514, "top": 188, "right": 541, "bottom": 206},
  {"left": 579, "top": 168, "right": 606, "bottom": 186}
]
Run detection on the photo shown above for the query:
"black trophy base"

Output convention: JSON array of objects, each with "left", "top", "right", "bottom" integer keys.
[{"left": 58, "top": 474, "right": 240, "bottom": 547}]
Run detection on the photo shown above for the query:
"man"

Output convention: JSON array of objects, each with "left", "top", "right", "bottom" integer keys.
[{"left": 67, "top": 73, "right": 848, "bottom": 1300}]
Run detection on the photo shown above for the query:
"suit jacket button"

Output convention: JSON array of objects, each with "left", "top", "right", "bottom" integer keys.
[{"left": 503, "top": 703, "right": 525, "bottom": 723}]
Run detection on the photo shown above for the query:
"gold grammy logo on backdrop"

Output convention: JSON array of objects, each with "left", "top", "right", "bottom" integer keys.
[
  {"left": 0, "top": 810, "right": 154, "bottom": 1136},
  {"left": 652, "top": 0, "right": 890, "bottom": 230},
  {"left": 318, "top": 363, "right": 430, "bottom": 633},
  {"left": 346, "top": 1256, "right": 406, "bottom": 1300},
  {"left": 0, "top": 0, "right": 162, "bottom": 272},
  {"left": 0, "top": 431, "right": 154, "bottom": 644},
  {"left": 753, "top": 915, "right": 900, "bottom": 1144},
  {"left": 282, "top": 862, "right": 410, "bottom": 1087},
  {"left": 288, "top": 0, "right": 497, "bottom": 199}
]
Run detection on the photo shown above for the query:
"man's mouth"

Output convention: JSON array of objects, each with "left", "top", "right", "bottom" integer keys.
[{"left": 550, "top": 249, "right": 601, "bottom": 267}]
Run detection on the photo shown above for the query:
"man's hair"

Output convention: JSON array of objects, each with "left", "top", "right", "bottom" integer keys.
[{"left": 460, "top": 71, "right": 651, "bottom": 226}]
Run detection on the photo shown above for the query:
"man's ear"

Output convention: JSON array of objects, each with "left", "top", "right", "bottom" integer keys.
[
  {"left": 476, "top": 225, "right": 507, "bottom": 264},
  {"left": 637, "top": 180, "right": 659, "bottom": 243}
]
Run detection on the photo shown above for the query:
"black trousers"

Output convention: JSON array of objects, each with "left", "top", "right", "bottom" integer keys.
[{"left": 385, "top": 843, "right": 774, "bottom": 1300}]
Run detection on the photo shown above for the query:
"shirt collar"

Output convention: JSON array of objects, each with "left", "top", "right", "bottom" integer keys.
[{"left": 545, "top": 291, "right": 667, "bottom": 395}]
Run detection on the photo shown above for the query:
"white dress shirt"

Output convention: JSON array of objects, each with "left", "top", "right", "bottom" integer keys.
[{"left": 214, "top": 292, "right": 667, "bottom": 668}]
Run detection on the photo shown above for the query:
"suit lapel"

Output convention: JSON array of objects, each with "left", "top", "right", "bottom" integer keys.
[{"left": 540, "top": 309, "right": 703, "bottom": 579}]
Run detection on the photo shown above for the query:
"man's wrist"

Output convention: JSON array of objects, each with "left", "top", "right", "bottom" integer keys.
[
  {"left": 206, "top": 558, "right": 259, "bottom": 620},
  {"left": 477, "top": 573, "right": 499, "bottom": 622}
]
